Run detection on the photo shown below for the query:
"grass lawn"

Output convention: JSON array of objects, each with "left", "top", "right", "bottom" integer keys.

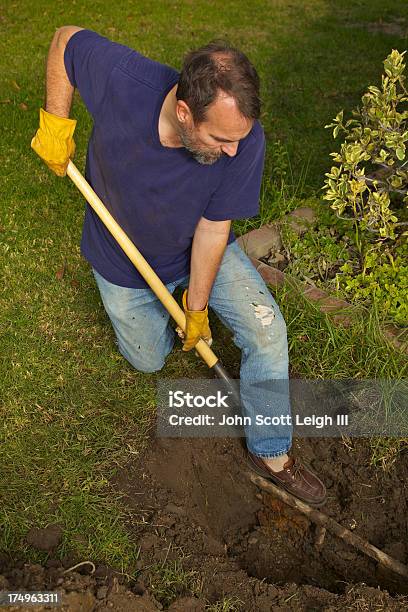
[{"left": 1, "top": 0, "right": 407, "bottom": 569}]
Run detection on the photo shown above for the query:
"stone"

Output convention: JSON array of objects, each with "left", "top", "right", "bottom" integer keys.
[
  {"left": 332, "top": 313, "right": 353, "bottom": 327},
  {"left": 302, "top": 286, "right": 327, "bottom": 302},
  {"left": 287, "top": 207, "right": 317, "bottom": 235},
  {"left": 249, "top": 258, "right": 285, "bottom": 287},
  {"left": 319, "top": 296, "right": 350, "bottom": 313},
  {"left": 237, "top": 224, "right": 282, "bottom": 259},
  {"left": 259, "top": 264, "right": 285, "bottom": 288},
  {"left": 302, "top": 286, "right": 354, "bottom": 326}
]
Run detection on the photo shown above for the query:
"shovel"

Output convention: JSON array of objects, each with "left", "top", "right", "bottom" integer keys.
[{"left": 66, "top": 160, "right": 239, "bottom": 399}]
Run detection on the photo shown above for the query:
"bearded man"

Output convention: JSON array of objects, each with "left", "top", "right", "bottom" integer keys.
[{"left": 31, "top": 27, "right": 326, "bottom": 506}]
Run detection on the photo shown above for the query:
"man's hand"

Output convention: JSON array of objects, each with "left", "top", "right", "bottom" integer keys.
[
  {"left": 181, "top": 216, "right": 231, "bottom": 351},
  {"left": 181, "top": 289, "right": 212, "bottom": 351},
  {"left": 31, "top": 108, "right": 77, "bottom": 176}
]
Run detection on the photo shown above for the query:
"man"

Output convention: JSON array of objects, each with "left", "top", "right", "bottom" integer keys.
[{"left": 31, "top": 26, "right": 326, "bottom": 506}]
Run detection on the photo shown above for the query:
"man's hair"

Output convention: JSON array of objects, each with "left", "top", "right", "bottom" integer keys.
[{"left": 176, "top": 39, "right": 261, "bottom": 124}]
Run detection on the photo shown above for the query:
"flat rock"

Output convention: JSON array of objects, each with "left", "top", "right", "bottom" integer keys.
[
  {"left": 301, "top": 286, "right": 354, "bottom": 326},
  {"left": 250, "top": 258, "right": 285, "bottom": 288},
  {"left": 237, "top": 225, "right": 282, "bottom": 259},
  {"left": 332, "top": 313, "right": 353, "bottom": 327},
  {"left": 302, "top": 286, "right": 327, "bottom": 302}
]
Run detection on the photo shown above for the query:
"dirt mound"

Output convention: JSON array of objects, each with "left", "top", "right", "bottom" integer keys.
[
  {"left": 1, "top": 557, "right": 407, "bottom": 611},
  {"left": 2, "top": 436, "right": 407, "bottom": 610},
  {"left": 0, "top": 557, "right": 159, "bottom": 611}
]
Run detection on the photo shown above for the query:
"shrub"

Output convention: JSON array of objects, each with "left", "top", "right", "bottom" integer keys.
[
  {"left": 321, "top": 49, "right": 407, "bottom": 325},
  {"left": 323, "top": 49, "right": 408, "bottom": 244}
]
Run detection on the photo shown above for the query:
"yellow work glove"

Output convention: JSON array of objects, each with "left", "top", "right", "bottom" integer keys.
[
  {"left": 181, "top": 290, "right": 212, "bottom": 352},
  {"left": 31, "top": 108, "right": 77, "bottom": 177}
]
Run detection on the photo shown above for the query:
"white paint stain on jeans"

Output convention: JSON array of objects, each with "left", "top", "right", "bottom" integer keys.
[{"left": 251, "top": 303, "right": 275, "bottom": 326}]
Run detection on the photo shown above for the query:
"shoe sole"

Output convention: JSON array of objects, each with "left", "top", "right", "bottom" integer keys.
[{"left": 248, "top": 455, "right": 327, "bottom": 509}]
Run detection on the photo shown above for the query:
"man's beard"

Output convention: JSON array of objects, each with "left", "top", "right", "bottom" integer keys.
[{"left": 178, "top": 123, "right": 223, "bottom": 165}]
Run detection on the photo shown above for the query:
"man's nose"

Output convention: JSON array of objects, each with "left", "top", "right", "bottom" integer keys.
[{"left": 221, "top": 142, "right": 239, "bottom": 156}]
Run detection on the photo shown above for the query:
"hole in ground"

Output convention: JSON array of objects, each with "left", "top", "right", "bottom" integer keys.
[
  {"left": 112, "top": 435, "right": 408, "bottom": 606},
  {"left": 228, "top": 491, "right": 408, "bottom": 596}
]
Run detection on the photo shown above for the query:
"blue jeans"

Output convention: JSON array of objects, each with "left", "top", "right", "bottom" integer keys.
[{"left": 92, "top": 240, "right": 293, "bottom": 458}]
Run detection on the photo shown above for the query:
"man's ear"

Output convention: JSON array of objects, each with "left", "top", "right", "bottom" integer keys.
[{"left": 176, "top": 100, "right": 191, "bottom": 124}]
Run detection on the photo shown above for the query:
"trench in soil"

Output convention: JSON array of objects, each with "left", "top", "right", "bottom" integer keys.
[{"left": 112, "top": 435, "right": 408, "bottom": 602}]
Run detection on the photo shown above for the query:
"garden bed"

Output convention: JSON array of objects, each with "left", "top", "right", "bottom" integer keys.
[{"left": 237, "top": 207, "right": 407, "bottom": 352}]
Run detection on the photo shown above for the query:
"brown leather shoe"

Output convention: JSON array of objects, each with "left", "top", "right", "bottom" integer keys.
[{"left": 248, "top": 452, "right": 327, "bottom": 507}]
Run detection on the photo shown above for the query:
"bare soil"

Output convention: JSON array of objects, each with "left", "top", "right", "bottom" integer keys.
[{"left": 2, "top": 436, "right": 408, "bottom": 610}]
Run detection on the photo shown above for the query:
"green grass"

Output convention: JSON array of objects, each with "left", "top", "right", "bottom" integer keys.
[
  {"left": 275, "top": 281, "right": 406, "bottom": 380},
  {"left": 206, "top": 597, "right": 244, "bottom": 612},
  {"left": 274, "top": 281, "right": 408, "bottom": 468},
  {"left": 1, "top": 0, "right": 407, "bottom": 575},
  {"left": 146, "top": 558, "right": 244, "bottom": 610},
  {"left": 147, "top": 560, "right": 200, "bottom": 608}
]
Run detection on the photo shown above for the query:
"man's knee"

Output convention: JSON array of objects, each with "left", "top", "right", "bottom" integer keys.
[
  {"left": 258, "top": 317, "right": 287, "bottom": 350},
  {"left": 251, "top": 299, "right": 286, "bottom": 337},
  {"left": 133, "top": 361, "right": 165, "bottom": 374},
  {"left": 241, "top": 311, "right": 288, "bottom": 352},
  {"left": 118, "top": 344, "right": 166, "bottom": 373}
]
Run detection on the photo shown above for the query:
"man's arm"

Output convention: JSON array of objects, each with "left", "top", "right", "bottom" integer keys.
[
  {"left": 31, "top": 26, "right": 83, "bottom": 176},
  {"left": 187, "top": 217, "right": 231, "bottom": 310},
  {"left": 45, "top": 26, "right": 83, "bottom": 117}
]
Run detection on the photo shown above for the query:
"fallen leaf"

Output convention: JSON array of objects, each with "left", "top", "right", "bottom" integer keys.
[
  {"left": 70, "top": 278, "right": 79, "bottom": 288},
  {"left": 19, "top": 102, "right": 28, "bottom": 111},
  {"left": 11, "top": 80, "right": 20, "bottom": 91}
]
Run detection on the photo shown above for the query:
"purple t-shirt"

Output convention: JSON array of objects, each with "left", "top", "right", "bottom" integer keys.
[{"left": 64, "top": 30, "right": 266, "bottom": 288}]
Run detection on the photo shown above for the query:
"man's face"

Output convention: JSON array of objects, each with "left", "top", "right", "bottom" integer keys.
[{"left": 176, "top": 92, "right": 253, "bottom": 165}]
